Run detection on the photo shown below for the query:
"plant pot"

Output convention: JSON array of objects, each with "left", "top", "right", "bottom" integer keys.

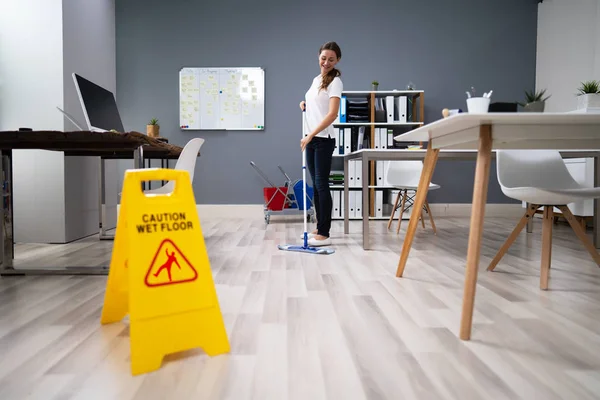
[
  {"left": 577, "top": 93, "right": 600, "bottom": 110},
  {"left": 146, "top": 124, "right": 159, "bottom": 138},
  {"left": 372, "top": 84, "right": 378, "bottom": 91},
  {"left": 523, "top": 101, "right": 545, "bottom": 112}
]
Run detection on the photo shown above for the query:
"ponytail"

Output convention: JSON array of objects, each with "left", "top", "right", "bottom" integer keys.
[{"left": 320, "top": 67, "right": 341, "bottom": 92}]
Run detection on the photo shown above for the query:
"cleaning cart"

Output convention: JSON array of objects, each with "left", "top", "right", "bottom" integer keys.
[{"left": 250, "top": 161, "right": 315, "bottom": 224}]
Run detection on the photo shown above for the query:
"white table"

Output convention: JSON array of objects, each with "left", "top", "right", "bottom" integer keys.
[
  {"left": 392, "top": 112, "right": 600, "bottom": 341},
  {"left": 342, "top": 148, "right": 599, "bottom": 250}
]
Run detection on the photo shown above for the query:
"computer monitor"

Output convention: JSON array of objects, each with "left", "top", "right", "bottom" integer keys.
[{"left": 72, "top": 73, "right": 125, "bottom": 132}]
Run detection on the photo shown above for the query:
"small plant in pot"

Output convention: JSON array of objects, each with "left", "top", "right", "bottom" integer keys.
[
  {"left": 519, "top": 89, "right": 550, "bottom": 112},
  {"left": 576, "top": 80, "right": 600, "bottom": 110},
  {"left": 146, "top": 118, "right": 160, "bottom": 138},
  {"left": 371, "top": 80, "right": 379, "bottom": 91}
]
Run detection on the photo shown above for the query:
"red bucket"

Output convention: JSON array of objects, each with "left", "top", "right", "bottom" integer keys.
[{"left": 263, "top": 187, "right": 287, "bottom": 211}]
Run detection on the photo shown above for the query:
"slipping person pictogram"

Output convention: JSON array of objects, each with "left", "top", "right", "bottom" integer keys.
[{"left": 153, "top": 248, "right": 181, "bottom": 282}]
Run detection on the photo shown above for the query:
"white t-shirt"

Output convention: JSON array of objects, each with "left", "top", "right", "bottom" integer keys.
[{"left": 305, "top": 74, "right": 343, "bottom": 138}]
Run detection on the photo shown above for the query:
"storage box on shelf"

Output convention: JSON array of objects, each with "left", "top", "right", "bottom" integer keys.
[{"left": 328, "top": 89, "right": 425, "bottom": 220}]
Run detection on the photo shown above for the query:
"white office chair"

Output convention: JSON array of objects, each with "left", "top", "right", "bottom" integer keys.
[
  {"left": 385, "top": 160, "right": 441, "bottom": 234},
  {"left": 144, "top": 137, "right": 204, "bottom": 195},
  {"left": 487, "top": 150, "right": 600, "bottom": 289}
]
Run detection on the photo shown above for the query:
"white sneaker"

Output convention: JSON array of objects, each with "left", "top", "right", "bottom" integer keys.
[
  {"left": 308, "top": 237, "right": 332, "bottom": 247},
  {"left": 300, "top": 233, "right": 317, "bottom": 240}
]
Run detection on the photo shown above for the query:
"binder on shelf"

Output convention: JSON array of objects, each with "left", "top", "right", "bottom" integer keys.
[
  {"left": 332, "top": 191, "right": 340, "bottom": 218},
  {"left": 376, "top": 160, "right": 384, "bottom": 186},
  {"left": 355, "top": 190, "right": 362, "bottom": 218},
  {"left": 344, "top": 128, "right": 351, "bottom": 154},
  {"left": 386, "top": 96, "right": 394, "bottom": 123},
  {"left": 387, "top": 128, "right": 394, "bottom": 147},
  {"left": 339, "top": 96, "right": 347, "bottom": 122},
  {"left": 357, "top": 126, "right": 365, "bottom": 150},
  {"left": 355, "top": 160, "right": 362, "bottom": 188},
  {"left": 378, "top": 128, "right": 387, "bottom": 149},
  {"left": 394, "top": 96, "right": 407, "bottom": 123},
  {"left": 375, "top": 191, "right": 383, "bottom": 218},
  {"left": 349, "top": 190, "right": 356, "bottom": 218},
  {"left": 348, "top": 160, "right": 355, "bottom": 187}
]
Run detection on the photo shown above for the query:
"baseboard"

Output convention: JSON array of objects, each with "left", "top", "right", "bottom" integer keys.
[
  {"left": 193, "top": 203, "right": 524, "bottom": 219},
  {"left": 197, "top": 204, "right": 264, "bottom": 219},
  {"left": 117, "top": 204, "right": 523, "bottom": 220},
  {"left": 426, "top": 203, "right": 524, "bottom": 218}
]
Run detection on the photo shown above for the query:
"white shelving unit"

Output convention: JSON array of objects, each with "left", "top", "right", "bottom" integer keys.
[{"left": 328, "top": 89, "right": 425, "bottom": 221}]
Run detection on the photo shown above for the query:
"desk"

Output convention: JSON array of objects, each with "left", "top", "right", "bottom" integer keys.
[
  {"left": 343, "top": 148, "right": 600, "bottom": 250},
  {"left": 391, "top": 112, "right": 600, "bottom": 341},
  {"left": 0, "top": 130, "right": 188, "bottom": 276}
]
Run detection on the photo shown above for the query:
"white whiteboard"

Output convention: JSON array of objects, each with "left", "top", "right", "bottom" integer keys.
[{"left": 179, "top": 67, "right": 265, "bottom": 130}]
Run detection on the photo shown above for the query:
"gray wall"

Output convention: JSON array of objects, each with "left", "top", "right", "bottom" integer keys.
[
  {"left": 116, "top": 0, "right": 538, "bottom": 204},
  {"left": 63, "top": 0, "right": 119, "bottom": 240}
]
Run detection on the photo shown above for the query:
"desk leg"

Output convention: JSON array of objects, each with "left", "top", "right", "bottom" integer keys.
[
  {"left": 459, "top": 125, "right": 493, "bottom": 341},
  {"left": 595, "top": 155, "right": 599, "bottom": 248},
  {"left": 98, "top": 158, "right": 108, "bottom": 240},
  {"left": 134, "top": 146, "right": 145, "bottom": 190},
  {"left": 362, "top": 154, "right": 370, "bottom": 250},
  {"left": 344, "top": 157, "right": 349, "bottom": 234},
  {"left": 396, "top": 143, "right": 439, "bottom": 276},
  {"left": 0, "top": 150, "right": 14, "bottom": 274}
]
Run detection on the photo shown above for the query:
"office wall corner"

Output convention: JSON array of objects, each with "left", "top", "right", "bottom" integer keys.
[{"left": 62, "top": 0, "right": 118, "bottom": 242}]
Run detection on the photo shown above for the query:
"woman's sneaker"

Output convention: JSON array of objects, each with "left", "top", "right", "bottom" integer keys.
[{"left": 308, "top": 237, "right": 332, "bottom": 247}]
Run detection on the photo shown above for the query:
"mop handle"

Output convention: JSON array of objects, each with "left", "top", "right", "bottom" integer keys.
[{"left": 302, "top": 108, "right": 308, "bottom": 248}]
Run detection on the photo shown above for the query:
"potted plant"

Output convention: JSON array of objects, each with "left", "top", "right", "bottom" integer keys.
[
  {"left": 519, "top": 89, "right": 550, "bottom": 112},
  {"left": 576, "top": 80, "right": 600, "bottom": 110},
  {"left": 371, "top": 80, "right": 379, "bottom": 91},
  {"left": 146, "top": 118, "right": 159, "bottom": 138}
]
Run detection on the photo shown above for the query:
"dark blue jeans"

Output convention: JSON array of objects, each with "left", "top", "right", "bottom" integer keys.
[{"left": 306, "top": 136, "right": 336, "bottom": 237}]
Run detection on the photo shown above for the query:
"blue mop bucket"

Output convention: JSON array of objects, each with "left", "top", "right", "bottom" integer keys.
[{"left": 289, "top": 180, "right": 313, "bottom": 210}]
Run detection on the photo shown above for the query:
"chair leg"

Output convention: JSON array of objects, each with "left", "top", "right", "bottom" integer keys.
[
  {"left": 387, "top": 190, "right": 401, "bottom": 230},
  {"left": 558, "top": 206, "right": 600, "bottom": 266},
  {"left": 396, "top": 190, "right": 408, "bottom": 234},
  {"left": 424, "top": 200, "right": 437, "bottom": 235},
  {"left": 540, "top": 206, "right": 553, "bottom": 290},
  {"left": 487, "top": 204, "right": 540, "bottom": 271}
]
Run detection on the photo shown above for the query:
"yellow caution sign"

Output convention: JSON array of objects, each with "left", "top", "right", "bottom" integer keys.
[{"left": 100, "top": 168, "right": 230, "bottom": 375}]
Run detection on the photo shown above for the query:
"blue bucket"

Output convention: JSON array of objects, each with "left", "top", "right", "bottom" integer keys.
[{"left": 289, "top": 180, "right": 313, "bottom": 210}]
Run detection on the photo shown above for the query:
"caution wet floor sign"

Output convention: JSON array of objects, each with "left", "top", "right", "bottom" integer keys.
[{"left": 100, "top": 168, "right": 230, "bottom": 375}]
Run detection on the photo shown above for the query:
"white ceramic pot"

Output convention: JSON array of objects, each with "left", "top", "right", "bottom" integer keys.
[{"left": 577, "top": 93, "right": 600, "bottom": 110}]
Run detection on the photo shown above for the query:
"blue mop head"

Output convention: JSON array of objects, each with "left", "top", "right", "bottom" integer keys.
[
  {"left": 278, "top": 232, "right": 335, "bottom": 255},
  {"left": 277, "top": 243, "right": 335, "bottom": 255}
]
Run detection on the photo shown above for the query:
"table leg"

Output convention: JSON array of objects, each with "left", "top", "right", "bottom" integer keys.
[
  {"left": 0, "top": 150, "right": 14, "bottom": 274},
  {"left": 396, "top": 143, "right": 439, "bottom": 276},
  {"left": 344, "top": 157, "right": 349, "bottom": 234},
  {"left": 362, "top": 154, "right": 370, "bottom": 250},
  {"left": 594, "top": 155, "right": 599, "bottom": 248},
  {"left": 459, "top": 125, "right": 493, "bottom": 340}
]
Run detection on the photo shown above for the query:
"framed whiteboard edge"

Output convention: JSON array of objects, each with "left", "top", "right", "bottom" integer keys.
[{"left": 179, "top": 67, "right": 265, "bottom": 131}]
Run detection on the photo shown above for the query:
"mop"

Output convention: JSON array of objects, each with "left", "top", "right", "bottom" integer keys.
[{"left": 278, "top": 108, "right": 335, "bottom": 255}]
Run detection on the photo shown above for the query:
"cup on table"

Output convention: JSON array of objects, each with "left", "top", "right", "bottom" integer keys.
[{"left": 466, "top": 97, "right": 490, "bottom": 113}]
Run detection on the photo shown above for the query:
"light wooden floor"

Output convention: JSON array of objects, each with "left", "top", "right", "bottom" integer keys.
[{"left": 1, "top": 216, "right": 600, "bottom": 399}]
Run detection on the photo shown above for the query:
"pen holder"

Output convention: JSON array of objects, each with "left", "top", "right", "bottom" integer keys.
[{"left": 466, "top": 97, "right": 490, "bottom": 114}]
